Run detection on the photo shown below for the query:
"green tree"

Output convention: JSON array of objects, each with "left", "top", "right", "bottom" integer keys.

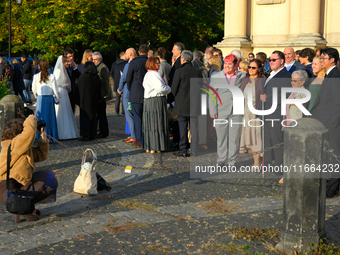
[{"left": 0, "top": 0, "right": 224, "bottom": 61}]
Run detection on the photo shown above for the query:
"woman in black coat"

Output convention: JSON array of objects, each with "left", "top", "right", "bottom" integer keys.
[
  {"left": 77, "top": 62, "right": 101, "bottom": 141},
  {"left": 11, "top": 59, "right": 27, "bottom": 104}
]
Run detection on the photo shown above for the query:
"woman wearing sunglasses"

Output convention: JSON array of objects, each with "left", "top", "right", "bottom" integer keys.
[{"left": 239, "top": 59, "right": 265, "bottom": 170}]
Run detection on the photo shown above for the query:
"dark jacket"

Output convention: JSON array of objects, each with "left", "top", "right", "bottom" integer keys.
[
  {"left": 167, "top": 56, "right": 182, "bottom": 103},
  {"left": 287, "top": 60, "right": 305, "bottom": 74},
  {"left": 304, "top": 63, "right": 313, "bottom": 78},
  {"left": 171, "top": 62, "right": 203, "bottom": 117},
  {"left": 311, "top": 66, "right": 340, "bottom": 128},
  {"left": 12, "top": 63, "right": 25, "bottom": 91},
  {"left": 240, "top": 76, "right": 265, "bottom": 109},
  {"left": 126, "top": 54, "right": 148, "bottom": 104},
  {"left": 77, "top": 73, "right": 102, "bottom": 120},
  {"left": 97, "top": 61, "right": 112, "bottom": 101},
  {"left": 111, "top": 59, "right": 127, "bottom": 92},
  {"left": 22, "top": 59, "right": 33, "bottom": 80},
  {"left": 257, "top": 67, "right": 291, "bottom": 120},
  {"left": 66, "top": 65, "right": 81, "bottom": 103}
]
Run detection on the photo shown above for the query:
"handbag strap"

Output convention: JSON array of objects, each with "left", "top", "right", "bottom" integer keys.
[
  {"left": 6, "top": 144, "right": 12, "bottom": 190},
  {"left": 6, "top": 144, "right": 34, "bottom": 192}
]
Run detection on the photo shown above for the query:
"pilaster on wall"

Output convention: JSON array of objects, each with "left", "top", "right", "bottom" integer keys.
[{"left": 214, "top": 0, "right": 252, "bottom": 57}]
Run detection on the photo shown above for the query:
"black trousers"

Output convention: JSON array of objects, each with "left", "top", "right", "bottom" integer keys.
[
  {"left": 326, "top": 125, "right": 340, "bottom": 194},
  {"left": 80, "top": 109, "right": 97, "bottom": 139},
  {"left": 115, "top": 92, "right": 124, "bottom": 115},
  {"left": 97, "top": 100, "right": 109, "bottom": 136},
  {"left": 178, "top": 116, "right": 198, "bottom": 154},
  {"left": 131, "top": 102, "right": 143, "bottom": 144},
  {"left": 68, "top": 91, "right": 75, "bottom": 113},
  {"left": 263, "top": 120, "right": 284, "bottom": 166}
]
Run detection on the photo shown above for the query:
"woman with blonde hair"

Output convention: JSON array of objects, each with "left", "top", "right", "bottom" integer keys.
[
  {"left": 208, "top": 55, "right": 222, "bottom": 76},
  {"left": 78, "top": 49, "right": 93, "bottom": 74},
  {"left": 308, "top": 55, "right": 326, "bottom": 112}
]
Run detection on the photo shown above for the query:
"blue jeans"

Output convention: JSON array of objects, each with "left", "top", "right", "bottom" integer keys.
[
  {"left": 123, "top": 96, "right": 136, "bottom": 139},
  {"left": 23, "top": 79, "right": 32, "bottom": 102}
]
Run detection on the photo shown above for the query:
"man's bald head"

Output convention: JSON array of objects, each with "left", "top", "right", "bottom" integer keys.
[
  {"left": 284, "top": 47, "right": 295, "bottom": 64},
  {"left": 126, "top": 48, "right": 137, "bottom": 60}
]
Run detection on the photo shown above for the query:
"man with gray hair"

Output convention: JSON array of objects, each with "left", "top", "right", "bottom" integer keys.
[
  {"left": 172, "top": 50, "right": 203, "bottom": 157},
  {"left": 93, "top": 51, "right": 112, "bottom": 138}
]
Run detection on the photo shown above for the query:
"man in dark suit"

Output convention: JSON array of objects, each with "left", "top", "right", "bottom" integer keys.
[
  {"left": 168, "top": 42, "right": 185, "bottom": 103},
  {"left": 259, "top": 50, "right": 291, "bottom": 166},
  {"left": 64, "top": 48, "right": 81, "bottom": 113},
  {"left": 311, "top": 48, "right": 340, "bottom": 199},
  {"left": 110, "top": 51, "right": 127, "bottom": 116},
  {"left": 93, "top": 51, "right": 112, "bottom": 138},
  {"left": 172, "top": 50, "right": 203, "bottom": 157},
  {"left": 299, "top": 48, "right": 316, "bottom": 78},
  {"left": 284, "top": 47, "right": 304, "bottom": 74},
  {"left": 21, "top": 54, "right": 33, "bottom": 104},
  {"left": 126, "top": 44, "right": 149, "bottom": 147}
]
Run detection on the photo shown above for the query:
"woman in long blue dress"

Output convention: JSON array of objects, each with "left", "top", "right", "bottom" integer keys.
[{"left": 32, "top": 59, "right": 59, "bottom": 142}]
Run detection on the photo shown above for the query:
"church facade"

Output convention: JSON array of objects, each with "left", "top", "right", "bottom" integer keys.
[{"left": 215, "top": 0, "right": 340, "bottom": 56}]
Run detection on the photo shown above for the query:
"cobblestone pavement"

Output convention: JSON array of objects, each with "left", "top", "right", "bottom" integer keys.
[{"left": 1, "top": 98, "right": 340, "bottom": 254}]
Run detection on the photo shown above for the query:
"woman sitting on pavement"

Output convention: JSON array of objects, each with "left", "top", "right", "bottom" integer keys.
[
  {"left": 143, "top": 57, "right": 171, "bottom": 153},
  {"left": 0, "top": 115, "right": 58, "bottom": 222}
]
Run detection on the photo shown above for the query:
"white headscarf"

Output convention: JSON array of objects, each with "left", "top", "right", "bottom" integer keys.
[{"left": 54, "top": 55, "right": 71, "bottom": 93}]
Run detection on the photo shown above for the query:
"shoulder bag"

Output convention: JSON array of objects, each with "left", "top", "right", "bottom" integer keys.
[{"left": 6, "top": 144, "right": 36, "bottom": 215}]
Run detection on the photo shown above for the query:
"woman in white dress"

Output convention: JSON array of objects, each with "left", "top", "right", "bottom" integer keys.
[{"left": 53, "top": 55, "right": 79, "bottom": 140}]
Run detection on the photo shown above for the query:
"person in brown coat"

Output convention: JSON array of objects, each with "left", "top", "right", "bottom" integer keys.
[{"left": 0, "top": 115, "right": 58, "bottom": 222}]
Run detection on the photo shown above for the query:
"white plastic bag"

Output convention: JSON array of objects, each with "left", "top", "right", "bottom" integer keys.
[{"left": 73, "top": 149, "right": 98, "bottom": 195}]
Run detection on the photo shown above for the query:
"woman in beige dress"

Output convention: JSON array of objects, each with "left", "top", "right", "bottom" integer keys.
[{"left": 239, "top": 59, "right": 265, "bottom": 170}]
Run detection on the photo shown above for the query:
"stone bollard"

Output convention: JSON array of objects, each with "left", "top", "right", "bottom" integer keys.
[
  {"left": 0, "top": 95, "right": 24, "bottom": 146},
  {"left": 276, "top": 118, "right": 328, "bottom": 253}
]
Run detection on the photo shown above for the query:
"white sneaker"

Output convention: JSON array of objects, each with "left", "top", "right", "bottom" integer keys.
[{"left": 24, "top": 103, "right": 27, "bottom": 107}]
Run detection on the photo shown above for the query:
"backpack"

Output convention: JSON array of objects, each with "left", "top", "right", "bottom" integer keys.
[{"left": 2, "top": 62, "right": 14, "bottom": 82}]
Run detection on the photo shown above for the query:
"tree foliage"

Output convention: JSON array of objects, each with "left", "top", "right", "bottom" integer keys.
[{"left": 0, "top": 0, "right": 224, "bottom": 61}]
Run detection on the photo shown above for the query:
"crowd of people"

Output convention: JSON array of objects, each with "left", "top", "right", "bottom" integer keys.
[{"left": 1, "top": 43, "right": 340, "bottom": 203}]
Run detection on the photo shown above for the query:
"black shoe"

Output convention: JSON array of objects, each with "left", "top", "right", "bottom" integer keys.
[
  {"left": 78, "top": 136, "right": 90, "bottom": 141},
  {"left": 171, "top": 143, "right": 179, "bottom": 148},
  {"left": 95, "top": 134, "right": 107, "bottom": 138},
  {"left": 326, "top": 190, "right": 339, "bottom": 199},
  {"left": 217, "top": 161, "right": 225, "bottom": 167},
  {"left": 173, "top": 152, "right": 189, "bottom": 157}
]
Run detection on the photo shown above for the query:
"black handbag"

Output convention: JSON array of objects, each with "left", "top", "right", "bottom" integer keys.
[
  {"left": 6, "top": 144, "right": 36, "bottom": 215},
  {"left": 96, "top": 172, "right": 111, "bottom": 191}
]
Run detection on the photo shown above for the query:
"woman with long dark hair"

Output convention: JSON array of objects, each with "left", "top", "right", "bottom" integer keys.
[
  {"left": 239, "top": 59, "right": 265, "bottom": 170},
  {"left": 32, "top": 59, "right": 59, "bottom": 141}
]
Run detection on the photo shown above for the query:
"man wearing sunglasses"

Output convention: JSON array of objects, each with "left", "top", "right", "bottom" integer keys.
[{"left": 259, "top": 51, "right": 291, "bottom": 168}]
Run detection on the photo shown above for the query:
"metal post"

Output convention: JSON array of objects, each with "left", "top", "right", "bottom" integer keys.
[{"left": 9, "top": 0, "right": 11, "bottom": 58}]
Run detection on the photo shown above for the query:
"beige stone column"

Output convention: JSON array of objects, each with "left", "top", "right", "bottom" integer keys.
[
  {"left": 294, "top": 0, "right": 326, "bottom": 46},
  {"left": 227, "top": 0, "right": 248, "bottom": 42},
  {"left": 215, "top": 0, "right": 251, "bottom": 57}
]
